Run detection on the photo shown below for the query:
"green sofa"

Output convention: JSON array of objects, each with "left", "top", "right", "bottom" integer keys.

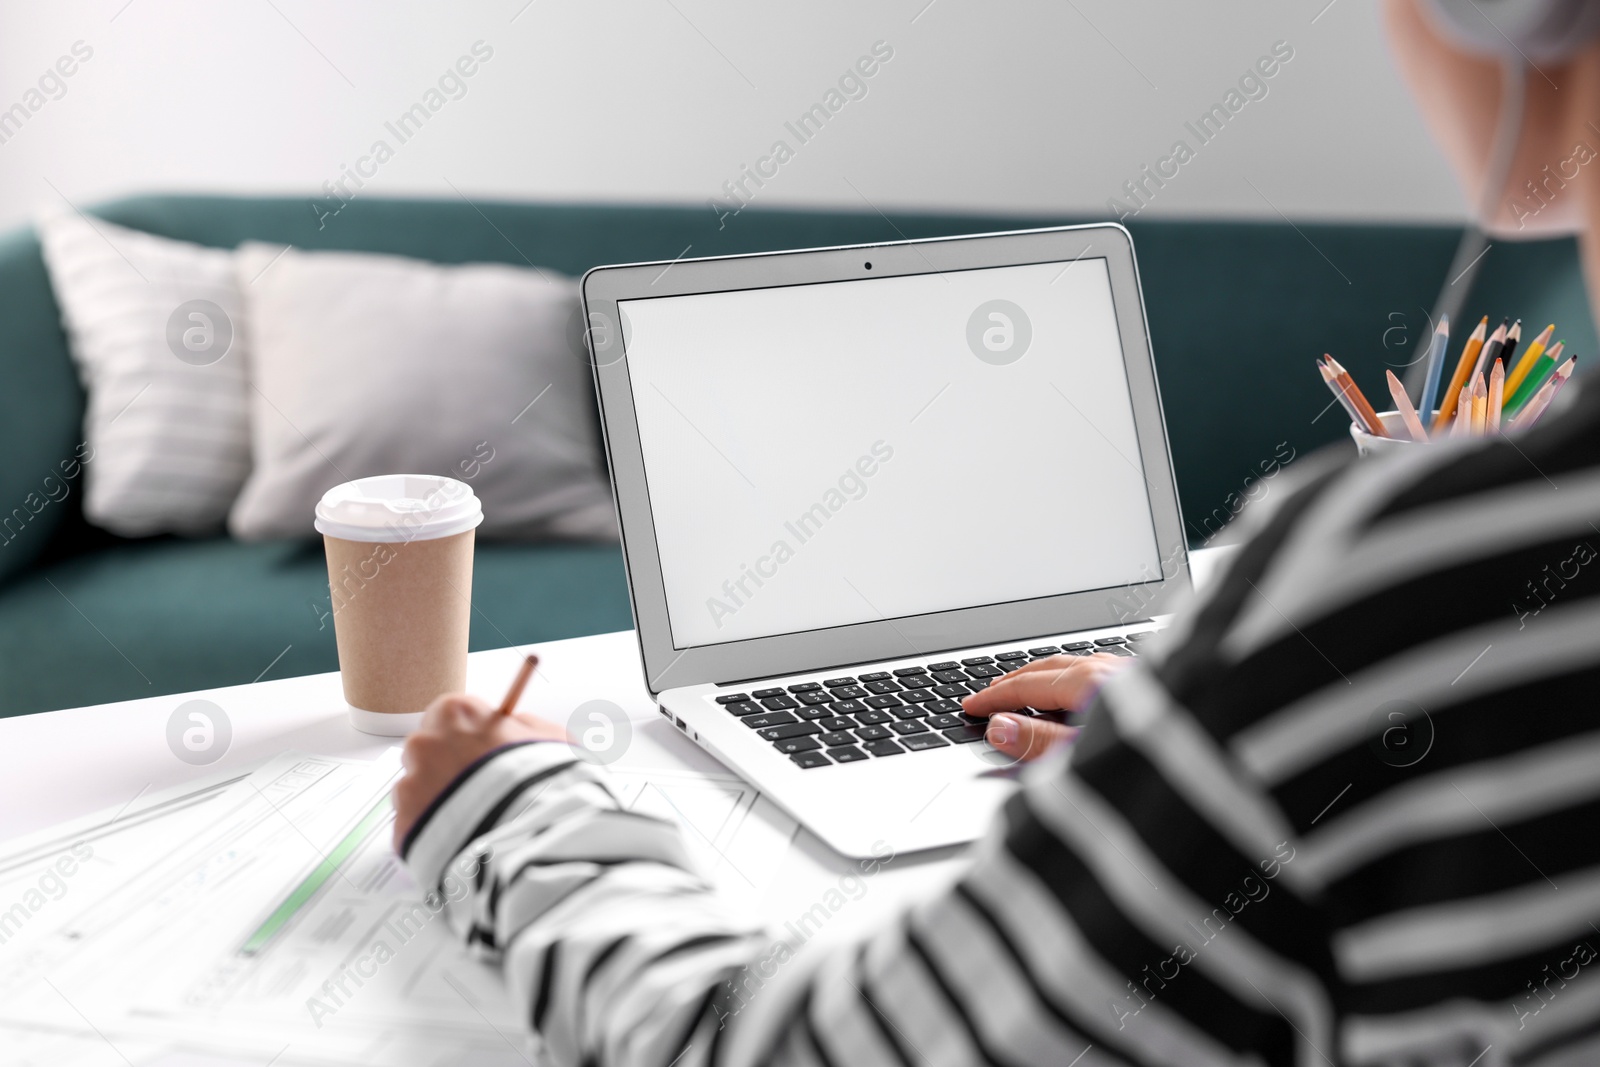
[{"left": 1, "top": 194, "right": 1594, "bottom": 717}]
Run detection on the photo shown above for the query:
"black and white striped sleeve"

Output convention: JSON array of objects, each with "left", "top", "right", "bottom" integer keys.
[
  {"left": 400, "top": 390, "right": 1600, "bottom": 1067},
  {"left": 398, "top": 725, "right": 1321, "bottom": 1067}
]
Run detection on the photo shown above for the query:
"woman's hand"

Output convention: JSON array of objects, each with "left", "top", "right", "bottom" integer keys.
[
  {"left": 392, "top": 692, "right": 571, "bottom": 851},
  {"left": 960, "top": 653, "right": 1130, "bottom": 762}
]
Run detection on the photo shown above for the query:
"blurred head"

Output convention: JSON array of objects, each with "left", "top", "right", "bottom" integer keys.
[
  {"left": 1385, "top": 0, "right": 1600, "bottom": 303},
  {"left": 1385, "top": 0, "right": 1600, "bottom": 235}
]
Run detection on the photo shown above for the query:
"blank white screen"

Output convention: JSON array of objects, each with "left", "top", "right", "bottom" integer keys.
[{"left": 620, "top": 258, "right": 1162, "bottom": 648}]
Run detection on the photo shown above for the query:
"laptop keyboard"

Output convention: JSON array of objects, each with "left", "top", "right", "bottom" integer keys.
[{"left": 714, "top": 632, "right": 1159, "bottom": 768}]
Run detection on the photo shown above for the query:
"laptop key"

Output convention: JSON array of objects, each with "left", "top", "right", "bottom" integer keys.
[
  {"left": 1028, "top": 646, "right": 1062, "bottom": 656},
  {"left": 830, "top": 685, "right": 867, "bottom": 700},
  {"left": 892, "top": 666, "right": 927, "bottom": 677},
  {"left": 760, "top": 695, "right": 800, "bottom": 710},
  {"left": 932, "top": 684, "right": 967, "bottom": 698},
  {"left": 819, "top": 731, "right": 855, "bottom": 747},
  {"left": 1094, "top": 636, "right": 1127, "bottom": 646},
  {"left": 926, "top": 713, "right": 965, "bottom": 730},
  {"left": 851, "top": 709, "right": 891, "bottom": 725},
  {"left": 795, "top": 691, "right": 832, "bottom": 706},
  {"left": 961, "top": 656, "right": 995, "bottom": 665},
  {"left": 830, "top": 746, "right": 869, "bottom": 763},
  {"left": 753, "top": 687, "right": 786, "bottom": 698},
  {"left": 965, "top": 664, "right": 1002, "bottom": 678},
  {"left": 942, "top": 725, "right": 987, "bottom": 745},
  {"left": 823, "top": 676, "right": 858, "bottom": 687},
  {"left": 797, "top": 706, "right": 834, "bottom": 721},
  {"left": 964, "top": 679, "right": 991, "bottom": 692},
  {"left": 759, "top": 722, "right": 821, "bottom": 741},
  {"left": 858, "top": 671, "right": 891, "bottom": 682},
  {"left": 900, "top": 689, "right": 936, "bottom": 704},
  {"left": 715, "top": 693, "right": 752, "bottom": 704},
  {"left": 899, "top": 675, "right": 936, "bottom": 690},
  {"left": 864, "top": 680, "right": 902, "bottom": 694},
  {"left": 723, "top": 701, "right": 763, "bottom": 717},
  {"left": 864, "top": 695, "right": 904, "bottom": 709},
  {"left": 864, "top": 739, "right": 906, "bottom": 757},
  {"left": 776, "top": 737, "right": 823, "bottom": 755},
  {"left": 1061, "top": 641, "right": 1094, "bottom": 651},
  {"left": 890, "top": 705, "right": 927, "bottom": 720},
  {"left": 1100, "top": 646, "right": 1135, "bottom": 657},
  {"left": 854, "top": 724, "right": 892, "bottom": 742},
  {"left": 924, "top": 698, "right": 964, "bottom": 714},
  {"left": 931, "top": 670, "right": 967, "bottom": 684},
  {"left": 787, "top": 682, "right": 822, "bottom": 692},
  {"left": 1125, "top": 632, "right": 1156, "bottom": 643},
  {"left": 818, "top": 716, "right": 854, "bottom": 731},
  {"left": 903, "top": 733, "right": 951, "bottom": 751},
  {"left": 996, "top": 651, "right": 1027, "bottom": 660},
  {"left": 791, "top": 750, "right": 831, "bottom": 768},
  {"left": 744, "top": 711, "right": 799, "bottom": 729},
  {"left": 928, "top": 661, "right": 962, "bottom": 671},
  {"left": 831, "top": 699, "right": 866, "bottom": 714},
  {"left": 890, "top": 720, "right": 929, "bottom": 736}
]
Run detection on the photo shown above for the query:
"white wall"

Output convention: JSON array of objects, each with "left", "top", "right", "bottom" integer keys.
[{"left": 0, "top": 0, "right": 1468, "bottom": 233}]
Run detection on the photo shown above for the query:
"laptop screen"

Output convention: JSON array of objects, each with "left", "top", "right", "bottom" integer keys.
[{"left": 618, "top": 257, "right": 1163, "bottom": 649}]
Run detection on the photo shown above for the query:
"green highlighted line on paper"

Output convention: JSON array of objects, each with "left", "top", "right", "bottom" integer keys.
[{"left": 239, "top": 793, "right": 392, "bottom": 957}]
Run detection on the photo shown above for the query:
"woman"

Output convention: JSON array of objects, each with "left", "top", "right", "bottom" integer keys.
[{"left": 393, "top": 6, "right": 1600, "bottom": 1063}]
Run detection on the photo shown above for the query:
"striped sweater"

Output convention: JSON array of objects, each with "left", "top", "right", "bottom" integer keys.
[{"left": 403, "top": 381, "right": 1600, "bottom": 1067}]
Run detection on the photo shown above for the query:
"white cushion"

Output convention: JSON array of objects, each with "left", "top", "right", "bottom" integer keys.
[
  {"left": 228, "top": 243, "right": 615, "bottom": 542},
  {"left": 36, "top": 210, "right": 251, "bottom": 536}
]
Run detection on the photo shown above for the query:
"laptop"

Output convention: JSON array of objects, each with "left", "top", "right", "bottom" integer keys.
[{"left": 580, "top": 223, "right": 1189, "bottom": 857}]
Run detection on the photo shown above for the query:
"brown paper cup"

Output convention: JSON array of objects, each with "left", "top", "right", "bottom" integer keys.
[{"left": 315, "top": 475, "right": 484, "bottom": 736}]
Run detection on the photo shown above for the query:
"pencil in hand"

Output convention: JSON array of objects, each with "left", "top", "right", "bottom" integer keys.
[
  {"left": 1386, "top": 369, "right": 1429, "bottom": 442},
  {"left": 497, "top": 654, "right": 540, "bottom": 717}
]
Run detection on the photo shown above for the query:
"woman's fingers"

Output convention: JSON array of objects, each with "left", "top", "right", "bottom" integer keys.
[
  {"left": 985, "top": 713, "right": 1080, "bottom": 762},
  {"left": 962, "top": 653, "right": 1127, "bottom": 717}
]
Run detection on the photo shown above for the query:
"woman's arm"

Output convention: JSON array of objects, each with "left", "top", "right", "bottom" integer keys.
[{"left": 395, "top": 673, "right": 1327, "bottom": 1067}]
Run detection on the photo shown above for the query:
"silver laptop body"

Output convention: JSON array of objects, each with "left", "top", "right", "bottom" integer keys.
[{"left": 582, "top": 223, "right": 1188, "bottom": 857}]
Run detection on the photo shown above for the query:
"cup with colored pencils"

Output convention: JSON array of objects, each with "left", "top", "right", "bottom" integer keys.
[{"left": 1319, "top": 315, "right": 1577, "bottom": 457}]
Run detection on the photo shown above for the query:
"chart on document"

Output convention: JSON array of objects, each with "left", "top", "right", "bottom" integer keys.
[{"left": 0, "top": 750, "right": 797, "bottom": 1066}]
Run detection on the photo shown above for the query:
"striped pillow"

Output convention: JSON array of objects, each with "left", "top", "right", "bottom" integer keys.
[{"left": 37, "top": 210, "right": 250, "bottom": 536}]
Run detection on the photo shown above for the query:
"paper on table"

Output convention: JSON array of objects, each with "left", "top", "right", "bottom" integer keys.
[{"left": 0, "top": 749, "right": 800, "bottom": 1066}]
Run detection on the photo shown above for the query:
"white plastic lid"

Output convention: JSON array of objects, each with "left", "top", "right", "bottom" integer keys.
[{"left": 314, "top": 474, "right": 484, "bottom": 543}]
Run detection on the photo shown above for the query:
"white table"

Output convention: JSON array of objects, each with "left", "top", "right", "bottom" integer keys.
[{"left": 0, "top": 547, "right": 1231, "bottom": 935}]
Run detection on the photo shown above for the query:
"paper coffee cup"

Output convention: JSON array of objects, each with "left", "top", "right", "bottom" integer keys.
[{"left": 315, "top": 475, "right": 484, "bottom": 736}]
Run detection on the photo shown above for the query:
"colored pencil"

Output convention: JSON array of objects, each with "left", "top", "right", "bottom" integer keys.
[
  {"left": 1469, "top": 373, "right": 1488, "bottom": 435},
  {"left": 1434, "top": 316, "right": 1489, "bottom": 430},
  {"left": 1510, "top": 356, "right": 1576, "bottom": 429},
  {"left": 1471, "top": 319, "right": 1508, "bottom": 383},
  {"left": 1417, "top": 314, "right": 1451, "bottom": 425},
  {"left": 1386, "top": 369, "right": 1429, "bottom": 441},
  {"left": 1504, "top": 323, "right": 1554, "bottom": 397},
  {"left": 1500, "top": 320, "right": 1522, "bottom": 373},
  {"left": 496, "top": 654, "right": 539, "bottom": 716},
  {"left": 1317, "top": 359, "right": 1367, "bottom": 429},
  {"left": 1451, "top": 384, "right": 1472, "bottom": 437},
  {"left": 1486, "top": 358, "right": 1505, "bottom": 433},
  {"left": 1324, "top": 355, "right": 1388, "bottom": 437},
  {"left": 1506, "top": 340, "right": 1564, "bottom": 416}
]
